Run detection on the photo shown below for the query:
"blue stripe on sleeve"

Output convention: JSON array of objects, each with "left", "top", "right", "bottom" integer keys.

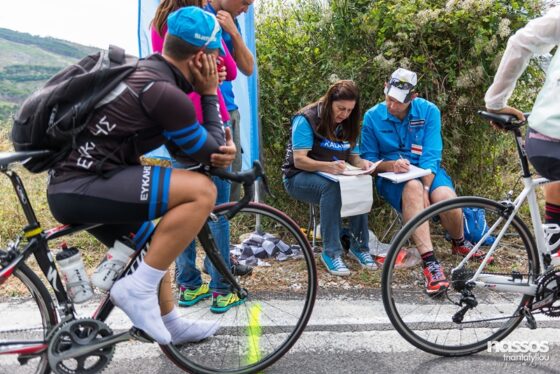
[
  {"left": 161, "top": 168, "right": 172, "bottom": 216},
  {"left": 163, "top": 122, "right": 200, "bottom": 137},
  {"left": 180, "top": 127, "right": 208, "bottom": 155},
  {"left": 149, "top": 166, "right": 160, "bottom": 220},
  {"left": 171, "top": 127, "right": 204, "bottom": 146}
]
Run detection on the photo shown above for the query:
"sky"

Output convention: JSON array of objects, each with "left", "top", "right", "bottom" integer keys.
[{"left": 0, "top": 0, "right": 140, "bottom": 54}]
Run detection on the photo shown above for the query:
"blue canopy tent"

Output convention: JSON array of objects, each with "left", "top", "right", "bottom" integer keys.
[{"left": 136, "top": 1, "right": 260, "bottom": 171}]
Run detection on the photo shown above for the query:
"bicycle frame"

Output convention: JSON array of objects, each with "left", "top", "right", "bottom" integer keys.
[
  {"left": 452, "top": 127, "right": 559, "bottom": 296},
  {"left": 0, "top": 159, "right": 265, "bottom": 357}
]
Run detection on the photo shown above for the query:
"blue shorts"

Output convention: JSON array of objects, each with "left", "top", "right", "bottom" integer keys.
[{"left": 376, "top": 167, "right": 454, "bottom": 213}]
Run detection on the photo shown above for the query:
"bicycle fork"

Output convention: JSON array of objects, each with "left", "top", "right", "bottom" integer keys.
[{"left": 198, "top": 218, "right": 246, "bottom": 298}]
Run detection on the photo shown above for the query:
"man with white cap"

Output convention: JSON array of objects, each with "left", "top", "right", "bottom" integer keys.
[{"left": 361, "top": 68, "right": 492, "bottom": 295}]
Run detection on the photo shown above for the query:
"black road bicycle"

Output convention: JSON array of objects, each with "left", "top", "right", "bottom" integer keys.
[{"left": 0, "top": 151, "right": 317, "bottom": 374}]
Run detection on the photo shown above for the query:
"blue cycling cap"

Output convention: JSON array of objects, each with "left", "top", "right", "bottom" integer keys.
[{"left": 167, "top": 6, "right": 225, "bottom": 55}]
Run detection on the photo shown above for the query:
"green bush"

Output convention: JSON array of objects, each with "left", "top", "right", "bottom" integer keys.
[{"left": 256, "top": 0, "right": 543, "bottom": 225}]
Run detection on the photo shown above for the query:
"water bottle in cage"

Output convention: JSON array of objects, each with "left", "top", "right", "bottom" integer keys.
[{"left": 55, "top": 243, "right": 94, "bottom": 303}]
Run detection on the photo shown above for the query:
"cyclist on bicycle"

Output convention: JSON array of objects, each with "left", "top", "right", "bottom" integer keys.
[
  {"left": 484, "top": 3, "right": 560, "bottom": 253},
  {"left": 46, "top": 7, "right": 234, "bottom": 345}
]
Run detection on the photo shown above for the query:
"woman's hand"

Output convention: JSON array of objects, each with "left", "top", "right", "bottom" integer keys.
[
  {"left": 189, "top": 52, "right": 219, "bottom": 96},
  {"left": 360, "top": 159, "right": 374, "bottom": 171},
  {"left": 324, "top": 160, "right": 346, "bottom": 174}
]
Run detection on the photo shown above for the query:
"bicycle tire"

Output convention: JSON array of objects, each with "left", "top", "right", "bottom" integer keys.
[
  {"left": 161, "top": 202, "right": 317, "bottom": 374},
  {"left": 382, "top": 196, "right": 539, "bottom": 356},
  {"left": 0, "top": 262, "right": 58, "bottom": 373}
]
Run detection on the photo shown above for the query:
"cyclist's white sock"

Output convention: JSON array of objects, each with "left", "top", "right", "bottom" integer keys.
[
  {"left": 110, "top": 262, "right": 171, "bottom": 345},
  {"left": 162, "top": 308, "right": 220, "bottom": 344}
]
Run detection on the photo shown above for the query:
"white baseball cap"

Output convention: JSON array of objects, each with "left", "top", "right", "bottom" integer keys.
[{"left": 384, "top": 68, "right": 418, "bottom": 103}]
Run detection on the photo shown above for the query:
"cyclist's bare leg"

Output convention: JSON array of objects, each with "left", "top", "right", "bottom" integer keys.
[
  {"left": 402, "top": 180, "right": 432, "bottom": 254},
  {"left": 144, "top": 170, "right": 216, "bottom": 269},
  {"left": 111, "top": 170, "right": 216, "bottom": 344},
  {"left": 430, "top": 186, "right": 463, "bottom": 239},
  {"left": 160, "top": 272, "right": 175, "bottom": 315},
  {"left": 545, "top": 184, "right": 560, "bottom": 205}
]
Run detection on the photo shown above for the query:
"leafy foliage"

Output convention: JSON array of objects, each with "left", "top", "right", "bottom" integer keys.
[{"left": 257, "top": 0, "right": 544, "bottom": 222}]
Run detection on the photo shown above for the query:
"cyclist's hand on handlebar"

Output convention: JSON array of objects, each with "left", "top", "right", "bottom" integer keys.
[
  {"left": 486, "top": 106, "right": 526, "bottom": 130},
  {"left": 210, "top": 127, "right": 236, "bottom": 168}
]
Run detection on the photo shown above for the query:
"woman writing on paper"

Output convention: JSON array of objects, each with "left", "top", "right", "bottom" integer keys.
[{"left": 281, "top": 80, "right": 377, "bottom": 276}]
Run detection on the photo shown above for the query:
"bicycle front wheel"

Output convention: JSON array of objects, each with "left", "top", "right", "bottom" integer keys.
[
  {"left": 382, "top": 196, "right": 539, "bottom": 356},
  {"left": 161, "top": 202, "right": 317, "bottom": 374},
  {"left": 0, "top": 262, "right": 58, "bottom": 373}
]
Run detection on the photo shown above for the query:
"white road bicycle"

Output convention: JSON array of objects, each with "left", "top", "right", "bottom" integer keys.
[{"left": 381, "top": 111, "right": 560, "bottom": 356}]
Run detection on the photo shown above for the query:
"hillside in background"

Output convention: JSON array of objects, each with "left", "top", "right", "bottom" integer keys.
[{"left": 0, "top": 28, "right": 100, "bottom": 124}]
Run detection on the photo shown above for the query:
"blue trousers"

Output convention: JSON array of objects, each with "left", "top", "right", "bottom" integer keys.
[
  {"left": 283, "top": 172, "right": 370, "bottom": 258},
  {"left": 174, "top": 171, "right": 232, "bottom": 293}
]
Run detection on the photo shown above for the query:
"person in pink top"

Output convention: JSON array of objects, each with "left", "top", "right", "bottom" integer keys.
[
  {"left": 151, "top": 0, "right": 237, "bottom": 122},
  {"left": 151, "top": 1, "right": 252, "bottom": 314}
]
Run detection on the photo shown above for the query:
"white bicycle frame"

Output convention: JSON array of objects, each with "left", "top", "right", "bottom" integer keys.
[{"left": 452, "top": 177, "right": 560, "bottom": 296}]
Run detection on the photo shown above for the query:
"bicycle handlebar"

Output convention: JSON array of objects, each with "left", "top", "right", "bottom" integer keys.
[{"left": 207, "top": 160, "right": 271, "bottom": 218}]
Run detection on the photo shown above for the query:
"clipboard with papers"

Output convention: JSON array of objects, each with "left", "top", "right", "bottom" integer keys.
[{"left": 378, "top": 164, "right": 432, "bottom": 183}]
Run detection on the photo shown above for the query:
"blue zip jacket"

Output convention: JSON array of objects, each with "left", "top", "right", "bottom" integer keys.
[{"left": 360, "top": 97, "right": 442, "bottom": 172}]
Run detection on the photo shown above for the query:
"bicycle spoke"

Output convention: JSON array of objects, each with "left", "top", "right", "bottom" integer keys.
[{"left": 382, "top": 197, "right": 538, "bottom": 356}]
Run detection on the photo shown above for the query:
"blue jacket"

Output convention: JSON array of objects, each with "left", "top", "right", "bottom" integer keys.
[{"left": 360, "top": 97, "right": 442, "bottom": 172}]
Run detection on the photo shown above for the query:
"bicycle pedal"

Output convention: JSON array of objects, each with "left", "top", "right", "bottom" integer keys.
[{"left": 129, "top": 327, "right": 155, "bottom": 343}]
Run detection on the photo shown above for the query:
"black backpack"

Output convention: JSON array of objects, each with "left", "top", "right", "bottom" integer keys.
[{"left": 11, "top": 45, "right": 147, "bottom": 173}]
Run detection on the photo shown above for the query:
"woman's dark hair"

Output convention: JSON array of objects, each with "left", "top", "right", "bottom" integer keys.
[
  {"left": 299, "top": 80, "right": 361, "bottom": 147},
  {"left": 152, "top": 0, "right": 205, "bottom": 35}
]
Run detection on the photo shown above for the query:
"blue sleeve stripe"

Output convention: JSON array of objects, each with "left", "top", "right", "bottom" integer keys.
[
  {"left": 164, "top": 122, "right": 200, "bottom": 137},
  {"left": 149, "top": 166, "right": 160, "bottom": 220},
  {"left": 160, "top": 168, "right": 172, "bottom": 216},
  {"left": 180, "top": 127, "right": 208, "bottom": 155},
  {"left": 170, "top": 127, "right": 204, "bottom": 146}
]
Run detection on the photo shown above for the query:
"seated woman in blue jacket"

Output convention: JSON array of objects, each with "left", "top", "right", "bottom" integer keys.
[{"left": 282, "top": 80, "right": 376, "bottom": 276}]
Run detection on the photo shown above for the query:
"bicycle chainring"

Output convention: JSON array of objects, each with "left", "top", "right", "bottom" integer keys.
[
  {"left": 47, "top": 318, "right": 115, "bottom": 374},
  {"left": 535, "top": 270, "right": 560, "bottom": 317}
]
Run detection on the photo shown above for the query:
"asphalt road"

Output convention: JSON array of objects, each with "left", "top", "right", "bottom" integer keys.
[{"left": 2, "top": 292, "right": 560, "bottom": 373}]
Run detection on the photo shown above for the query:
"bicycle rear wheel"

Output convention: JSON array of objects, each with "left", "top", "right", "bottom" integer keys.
[
  {"left": 382, "top": 196, "right": 539, "bottom": 356},
  {"left": 0, "top": 262, "right": 58, "bottom": 373},
  {"left": 161, "top": 202, "right": 317, "bottom": 374}
]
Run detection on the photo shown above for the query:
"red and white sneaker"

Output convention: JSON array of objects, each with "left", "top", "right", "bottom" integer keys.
[
  {"left": 452, "top": 240, "right": 494, "bottom": 264},
  {"left": 423, "top": 261, "right": 450, "bottom": 295}
]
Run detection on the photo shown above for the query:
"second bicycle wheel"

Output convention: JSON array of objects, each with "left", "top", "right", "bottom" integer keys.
[
  {"left": 0, "top": 262, "right": 58, "bottom": 374},
  {"left": 382, "top": 196, "right": 539, "bottom": 356},
  {"left": 161, "top": 202, "right": 317, "bottom": 374}
]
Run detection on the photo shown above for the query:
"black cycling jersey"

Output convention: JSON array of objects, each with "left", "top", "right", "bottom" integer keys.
[
  {"left": 47, "top": 54, "right": 225, "bottom": 245},
  {"left": 51, "top": 54, "right": 224, "bottom": 183}
]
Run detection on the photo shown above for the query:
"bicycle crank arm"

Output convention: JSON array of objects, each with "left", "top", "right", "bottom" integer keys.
[{"left": 51, "top": 329, "right": 137, "bottom": 361}]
